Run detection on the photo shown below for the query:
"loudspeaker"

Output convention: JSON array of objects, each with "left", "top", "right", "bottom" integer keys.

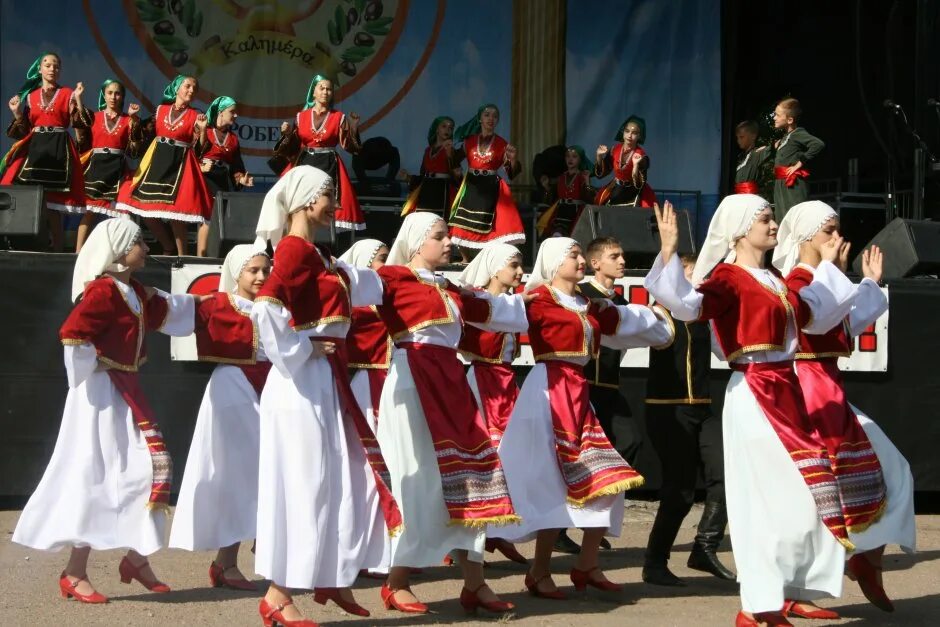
[
  {"left": 206, "top": 192, "right": 334, "bottom": 258},
  {"left": 0, "top": 185, "right": 46, "bottom": 250},
  {"left": 852, "top": 217, "right": 940, "bottom": 279},
  {"left": 570, "top": 205, "right": 695, "bottom": 268}
]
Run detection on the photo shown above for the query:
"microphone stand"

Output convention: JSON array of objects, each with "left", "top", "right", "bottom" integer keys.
[{"left": 888, "top": 105, "right": 938, "bottom": 163}]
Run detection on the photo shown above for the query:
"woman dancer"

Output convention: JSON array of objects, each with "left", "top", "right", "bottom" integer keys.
[
  {"left": 773, "top": 201, "right": 916, "bottom": 616},
  {"left": 401, "top": 116, "right": 461, "bottom": 216},
  {"left": 373, "top": 212, "right": 528, "bottom": 614},
  {"left": 594, "top": 115, "right": 656, "bottom": 207},
  {"left": 251, "top": 166, "right": 401, "bottom": 626},
  {"left": 273, "top": 74, "right": 364, "bottom": 231},
  {"left": 73, "top": 79, "right": 143, "bottom": 251},
  {"left": 198, "top": 96, "right": 253, "bottom": 199},
  {"left": 2, "top": 52, "right": 86, "bottom": 251},
  {"left": 11, "top": 218, "right": 195, "bottom": 603},
  {"left": 116, "top": 75, "right": 212, "bottom": 256},
  {"left": 646, "top": 196, "right": 861, "bottom": 626},
  {"left": 494, "top": 237, "right": 671, "bottom": 599},
  {"left": 449, "top": 104, "right": 525, "bottom": 260},
  {"left": 537, "top": 145, "right": 594, "bottom": 238},
  {"left": 168, "top": 245, "right": 272, "bottom": 590},
  {"left": 457, "top": 243, "right": 528, "bottom": 566}
]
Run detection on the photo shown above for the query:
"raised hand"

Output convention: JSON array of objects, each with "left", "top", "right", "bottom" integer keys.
[
  {"left": 596, "top": 144, "right": 609, "bottom": 160},
  {"left": 8, "top": 95, "right": 21, "bottom": 116},
  {"left": 242, "top": 174, "right": 254, "bottom": 188},
  {"left": 73, "top": 82, "right": 85, "bottom": 99},
  {"left": 837, "top": 240, "right": 851, "bottom": 273},
  {"left": 654, "top": 201, "right": 679, "bottom": 262},
  {"left": 862, "top": 244, "right": 883, "bottom": 284},
  {"left": 504, "top": 144, "right": 517, "bottom": 163},
  {"left": 819, "top": 234, "right": 845, "bottom": 263},
  {"left": 128, "top": 103, "right": 140, "bottom": 117},
  {"left": 195, "top": 114, "right": 208, "bottom": 132},
  {"left": 347, "top": 112, "right": 360, "bottom": 131},
  {"left": 280, "top": 121, "right": 290, "bottom": 134}
]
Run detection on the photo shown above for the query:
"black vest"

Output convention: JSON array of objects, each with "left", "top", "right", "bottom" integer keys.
[
  {"left": 645, "top": 307, "right": 712, "bottom": 404},
  {"left": 579, "top": 279, "right": 624, "bottom": 389}
]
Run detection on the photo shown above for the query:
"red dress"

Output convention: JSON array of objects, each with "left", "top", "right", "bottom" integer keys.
[
  {"left": 116, "top": 104, "right": 212, "bottom": 223},
  {"left": 595, "top": 143, "right": 656, "bottom": 207},
  {"left": 460, "top": 325, "right": 520, "bottom": 442},
  {"left": 1, "top": 86, "right": 86, "bottom": 212},
  {"left": 347, "top": 304, "right": 392, "bottom": 428},
  {"left": 402, "top": 144, "right": 458, "bottom": 216},
  {"left": 448, "top": 134, "right": 525, "bottom": 248},
  {"left": 79, "top": 111, "right": 139, "bottom": 216},
  {"left": 538, "top": 171, "right": 592, "bottom": 237},
  {"left": 280, "top": 109, "right": 364, "bottom": 231},
  {"left": 197, "top": 128, "right": 247, "bottom": 199}
]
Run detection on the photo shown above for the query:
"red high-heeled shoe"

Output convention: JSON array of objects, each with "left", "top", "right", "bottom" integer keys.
[
  {"left": 524, "top": 572, "right": 567, "bottom": 600},
  {"left": 313, "top": 587, "right": 370, "bottom": 617},
  {"left": 847, "top": 554, "right": 894, "bottom": 612},
  {"left": 735, "top": 610, "right": 794, "bottom": 626},
  {"left": 570, "top": 567, "right": 622, "bottom": 592},
  {"left": 460, "top": 583, "right": 515, "bottom": 614},
  {"left": 783, "top": 599, "right": 840, "bottom": 619},
  {"left": 380, "top": 583, "right": 428, "bottom": 614},
  {"left": 209, "top": 562, "right": 257, "bottom": 591},
  {"left": 59, "top": 572, "right": 108, "bottom": 604},
  {"left": 118, "top": 556, "right": 170, "bottom": 593},
  {"left": 485, "top": 538, "right": 529, "bottom": 565},
  {"left": 259, "top": 598, "right": 319, "bottom": 627}
]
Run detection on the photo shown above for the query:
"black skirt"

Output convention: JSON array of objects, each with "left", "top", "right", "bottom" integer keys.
[
  {"left": 83, "top": 151, "right": 125, "bottom": 200},
  {"left": 605, "top": 181, "right": 642, "bottom": 206},
  {"left": 133, "top": 140, "right": 187, "bottom": 204},
  {"left": 202, "top": 162, "right": 234, "bottom": 196},
  {"left": 449, "top": 172, "right": 498, "bottom": 233},
  {"left": 16, "top": 130, "right": 73, "bottom": 190},
  {"left": 552, "top": 201, "right": 581, "bottom": 235},
  {"left": 414, "top": 176, "right": 452, "bottom": 213}
]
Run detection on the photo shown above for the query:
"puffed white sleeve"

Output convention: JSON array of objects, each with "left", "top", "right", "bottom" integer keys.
[
  {"left": 336, "top": 260, "right": 383, "bottom": 307},
  {"left": 153, "top": 288, "right": 196, "bottom": 336},
  {"left": 466, "top": 291, "right": 529, "bottom": 333},
  {"left": 800, "top": 261, "right": 860, "bottom": 335},
  {"left": 643, "top": 253, "right": 703, "bottom": 322},
  {"left": 63, "top": 343, "right": 99, "bottom": 389},
  {"left": 848, "top": 278, "right": 888, "bottom": 337},
  {"left": 600, "top": 304, "right": 674, "bottom": 350},
  {"left": 252, "top": 299, "right": 314, "bottom": 378}
]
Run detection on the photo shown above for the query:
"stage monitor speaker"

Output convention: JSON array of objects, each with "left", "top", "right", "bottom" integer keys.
[
  {"left": 569, "top": 205, "right": 695, "bottom": 268},
  {"left": 852, "top": 217, "right": 940, "bottom": 279},
  {"left": 206, "top": 191, "right": 333, "bottom": 258},
  {"left": 0, "top": 185, "right": 46, "bottom": 250}
]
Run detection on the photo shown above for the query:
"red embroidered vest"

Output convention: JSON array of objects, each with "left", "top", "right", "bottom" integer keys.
[
  {"left": 786, "top": 266, "right": 852, "bottom": 359},
  {"left": 194, "top": 292, "right": 258, "bottom": 364},
  {"left": 525, "top": 285, "right": 619, "bottom": 361},
  {"left": 347, "top": 305, "right": 393, "bottom": 368}
]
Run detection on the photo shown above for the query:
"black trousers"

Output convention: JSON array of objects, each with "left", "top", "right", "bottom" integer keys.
[
  {"left": 590, "top": 385, "right": 641, "bottom": 466},
  {"left": 644, "top": 403, "right": 724, "bottom": 562}
]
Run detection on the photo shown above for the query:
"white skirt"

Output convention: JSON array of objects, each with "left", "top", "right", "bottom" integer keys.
[
  {"left": 254, "top": 356, "right": 387, "bottom": 589},
  {"left": 12, "top": 371, "right": 166, "bottom": 555},
  {"left": 350, "top": 368, "right": 391, "bottom": 573},
  {"left": 375, "top": 348, "right": 486, "bottom": 566},
  {"left": 723, "top": 371, "right": 845, "bottom": 614},
  {"left": 169, "top": 365, "right": 261, "bottom": 551},
  {"left": 848, "top": 407, "right": 917, "bottom": 554},
  {"left": 491, "top": 363, "right": 624, "bottom": 544}
]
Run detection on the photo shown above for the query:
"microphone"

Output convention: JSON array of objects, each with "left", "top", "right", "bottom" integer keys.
[{"left": 883, "top": 99, "right": 902, "bottom": 111}]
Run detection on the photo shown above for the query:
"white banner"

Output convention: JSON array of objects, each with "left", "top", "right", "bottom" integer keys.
[{"left": 170, "top": 264, "right": 889, "bottom": 372}]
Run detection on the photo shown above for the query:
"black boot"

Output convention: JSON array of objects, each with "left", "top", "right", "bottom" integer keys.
[
  {"left": 687, "top": 497, "right": 735, "bottom": 581},
  {"left": 643, "top": 503, "right": 687, "bottom": 586},
  {"left": 553, "top": 529, "right": 581, "bottom": 554}
]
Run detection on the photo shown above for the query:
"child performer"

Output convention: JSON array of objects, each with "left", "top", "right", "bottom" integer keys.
[
  {"left": 272, "top": 74, "right": 365, "bottom": 231},
  {"left": 774, "top": 201, "right": 916, "bottom": 617},
  {"left": 493, "top": 237, "right": 672, "bottom": 600},
  {"left": 198, "top": 96, "right": 253, "bottom": 199},
  {"left": 734, "top": 120, "right": 771, "bottom": 196},
  {"left": 594, "top": 115, "right": 656, "bottom": 207},
  {"left": 772, "top": 98, "right": 824, "bottom": 221},
  {"left": 117, "top": 75, "right": 213, "bottom": 256},
  {"left": 537, "top": 145, "right": 594, "bottom": 238},
  {"left": 401, "top": 115, "right": 462, "bottom": 217},
  {"left": 12, "top": 218, "right": 196, "bottom": 603},
  {"left": 73, "top": 79, "right": 143, "bottom": 251},
  {"left": 168, "top": 245, "right": 272, "bottom": 591},
  {"left": 2, "top": 52, "right": 86, "bottom": 251}
]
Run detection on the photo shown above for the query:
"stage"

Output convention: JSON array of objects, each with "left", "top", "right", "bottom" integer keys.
[{"left": 2, "top": 250, "right": 938, "bottom": 506}]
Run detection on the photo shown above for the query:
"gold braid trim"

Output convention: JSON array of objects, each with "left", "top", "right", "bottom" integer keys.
[{"left": 566, "top": 475, "right": 646, "bottom": 507}]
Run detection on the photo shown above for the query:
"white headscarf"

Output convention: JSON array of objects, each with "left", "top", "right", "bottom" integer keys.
[
  {"left": 525, "top": 237, "right": 578, "bottom": 292},
  {"left": 254, "top": 165, "right": 332, "bottom": 248},
  {"left": 691, "top": 194, "right": 771, "bottom": 285},
  {"left": 459, "top": 243, "right": 521, "bottom": 288},
  {"left": 338, "top": 238, "right": 386, "bottom": 269},
  {"left": 386, "top": 212, "right": 444, "bottom": 266},
  {"left": 71, "top": 218, "right": 141, "bottom": 302},
  {"left": 220, "top": 244, "right": 270, "bottom": 294},
  {"left": 772, "top": 200, "right": 838, "bottom": 276}
]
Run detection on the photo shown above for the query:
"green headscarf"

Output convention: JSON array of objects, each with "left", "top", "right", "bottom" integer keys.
[
  {"left": 615, "top": 115, "right": 646, "bottom": 144},
  {"left": 566, "top": 145, "right": 591, "bottom": 172},
  {"left": 454, "top": 103, "right": 499, "bottom": 143},
  {"left": 17, "top": 52, "right": 59, "bottom": 100},
  {"left": 427, "top": 116, "right": 454, "bottom": 146},
  {"left": 206, "top": 96, "right": 236, "bottom": 127},
  {"left": 304, "top": 73, "right": 333, "bottom": 110},
  {"left": 97, "top": 79, "right": 125, "bottom": 112},
  {"left": 161, "top": 74, "right": 191, "bottom": 104}
]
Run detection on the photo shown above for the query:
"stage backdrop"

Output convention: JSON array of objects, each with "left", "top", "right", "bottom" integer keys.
[{"left": 0, "top": 0, "right": 721, "bottom": 208}]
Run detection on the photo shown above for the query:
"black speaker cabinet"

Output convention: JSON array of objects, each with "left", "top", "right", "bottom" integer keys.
[
  {"left": 852, "top": 217, "right": 940, "bottom": 279},
  {"left": 569, "top": 205, "right": 695, "bottom": 268}
]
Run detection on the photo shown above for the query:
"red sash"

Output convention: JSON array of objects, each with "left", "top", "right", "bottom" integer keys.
[
  {"left": 366, "top": 369, "right": 388, "bottom": 424},
  {"left": 731, "top": 361, "right": 855, "bottom": 549},
  {"left": 544, "top": 361, "right": 644, "bottom": 505},
  {"left": 320, "top": 342, "right": 402, "bottom": 535},
  {"left": 774, "top": 165, "right": 810, "bottom": 187},
  {"left": 107, "top": 370, "right": 172, "bottom": 510},
  {"left": 400, "top": 342, "right": 519, "bottom": 526},
  {"left": 796, "top": 359, "right": 887, "bottom": 532},
  {"left": 471, "top": 362, "right": 519, "bottom": 442},
  {"left": 734, "top": 181, "right": 759, "bottom": 194},
  {"left": 238, "top": 362, "right": 273, "bottom": 397}
]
